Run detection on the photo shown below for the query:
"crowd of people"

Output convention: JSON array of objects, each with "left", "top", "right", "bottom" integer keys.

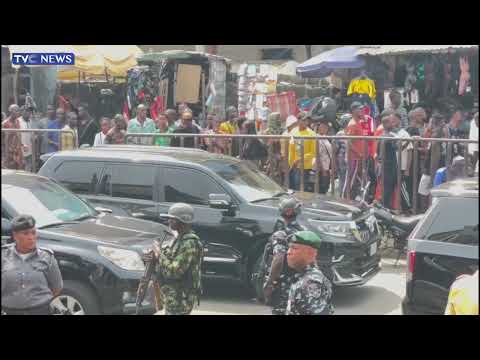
[{"left": 2, "top": 90, "right": 478, "bottom": 214}]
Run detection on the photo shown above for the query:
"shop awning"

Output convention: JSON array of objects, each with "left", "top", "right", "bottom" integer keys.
[
  {"left": 356, "top": 45, "right": 479, "bottom": 56},
  {"left": 58, "top": 45, "right": 143, "bottom": 81},
  {"left": 6, "top": 45, "right": 143, "bottom": 81},
  {"left": 296, "top": 46, "right": 365, "bottom": 78},
  {"left": 137, "top": 50, "right": 232, "bottom": 65}
]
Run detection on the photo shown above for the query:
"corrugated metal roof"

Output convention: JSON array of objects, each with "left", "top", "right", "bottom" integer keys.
[{"left": 357, "top": 45, "right": 478, "bottom": 56}]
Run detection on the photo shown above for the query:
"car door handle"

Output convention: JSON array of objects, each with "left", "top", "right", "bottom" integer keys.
[
  {"left": 235, "top": 227, "right": 253, "bottom": 237},
  {"left": 132, "top": 212, "right": 146, "bottom": 218}
]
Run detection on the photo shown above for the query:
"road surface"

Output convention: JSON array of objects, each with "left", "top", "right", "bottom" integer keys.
[{"left": 156, "top": 259, "right": 407, "bottom": 315}]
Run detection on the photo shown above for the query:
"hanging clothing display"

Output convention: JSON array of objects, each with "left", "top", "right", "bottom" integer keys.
[
  {"left": 237, "top": 63, "right": 278, "bottom": 121},
  {"left": 208, "top": 59, "right": 227, "bottom": 121},
  {"left": 459, "top": 56, "right": 471, "bottom": 96},
  {"left": 149, "top": 96, "right": 165, "bottom": 120},
  {"left": 348, "top": 75, "right": 377, "bottom": 117},
  {"left": 424, "top": 57, "right": 435, "bottom": 98},
  {"left": 347, "top": 77, "right": 377, "bottom": 100},
  {"left": 126, "top": 64, "right": 166, "bottom": 117},
  {"left": 266, "top": 91, "right": 297, "bottom": 120}
]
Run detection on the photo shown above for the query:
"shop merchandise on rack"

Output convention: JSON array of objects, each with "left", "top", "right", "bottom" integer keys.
[
  {"left": 237, "top": 63, "right": 299, "bottom": 129},
  {"left": 361, "top": 48, "right": 478, "bottom": 115},
  {"left": 125, "top": 64, "right": 168, "bottom": 120}
]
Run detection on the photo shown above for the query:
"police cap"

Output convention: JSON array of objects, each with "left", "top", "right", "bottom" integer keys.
[
  {"left": 11, "top": 215, "right": 36, "bottom": 232},
  {"left": 290, "top": 231, "right": 322, "bottom": 250}
]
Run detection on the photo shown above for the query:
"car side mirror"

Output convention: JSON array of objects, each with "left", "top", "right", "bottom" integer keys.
[
  {"left": 95, "top": 207, "right": 113, "bottom": 214},
  {"left": 459, "top": 225, "right": 479, "bottom": 245},
  {"left": 1, "top": 218, "right": 12, "bottom": 237},
  {"left": 208, "top": 194, "right": 232, "bottom": 209}
]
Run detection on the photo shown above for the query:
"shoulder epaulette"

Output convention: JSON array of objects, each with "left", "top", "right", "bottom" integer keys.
[{"left": 38, "top": 247, "right": 54, "bottom": 255}]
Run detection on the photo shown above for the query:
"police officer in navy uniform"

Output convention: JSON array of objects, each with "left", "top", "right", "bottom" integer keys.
[
  {"left": 1, "top": 215, "right": 63, "bottom": 315},
  {"left": 262, "top": 197, "right": 305, "bottom": 314},
  {"left": 285, "top": 231, "right": 334, "bottom": 315}
]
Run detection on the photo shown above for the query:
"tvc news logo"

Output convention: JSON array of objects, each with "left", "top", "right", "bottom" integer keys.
[{"left": 12, "top": 53, "right": 75, "bottom": 65}]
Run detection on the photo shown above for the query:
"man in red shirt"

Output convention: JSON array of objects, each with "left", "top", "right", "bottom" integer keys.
[
  {"left": 360, "top": 105, "right": 377, "bottom": 202},
  {"left": 342, "top": 102, "right": 366, "bottom": 200}
]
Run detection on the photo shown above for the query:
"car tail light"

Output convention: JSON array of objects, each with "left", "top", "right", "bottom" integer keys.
[{"left": 408, "top": 251, "right": 416, "bottom": 274}]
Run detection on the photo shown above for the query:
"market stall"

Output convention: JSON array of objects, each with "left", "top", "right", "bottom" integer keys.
[
  {"left": 4, "top": 45, "right": 143, "bottom": 118},
  {"left": 128, "top": 51, "right": 232, "bottom": 123},
  {"left": 356, "top": 45, "right": 479, "bottom": 115},
  {"left": 296, "top": 46, "right": 369, "bottom": 115}
]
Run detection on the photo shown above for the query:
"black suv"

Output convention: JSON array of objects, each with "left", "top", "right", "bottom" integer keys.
[
  {"left": 39, "top": 145, "right": 382, "bottom": 298},
  {"left": 402, "top": 177, "right": 479, "bottom": 315},
  {"left": 2, "top": 170, "right": 170, "bottom": 315}
]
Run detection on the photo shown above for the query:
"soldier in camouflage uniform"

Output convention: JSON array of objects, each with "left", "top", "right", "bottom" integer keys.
[
  {"left": 286, "top": 231, "right": 334, "bottom": 315},
  {"left": 148, "top": 203, "right": 203, "bottom": 315},
  {"left": 262, "top": 197, "right": 306, "bottom": 315}
]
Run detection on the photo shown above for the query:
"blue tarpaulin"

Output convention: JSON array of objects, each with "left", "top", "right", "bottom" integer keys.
[{"left": 296, "top": 46, "right": 365, "bottom": 78}]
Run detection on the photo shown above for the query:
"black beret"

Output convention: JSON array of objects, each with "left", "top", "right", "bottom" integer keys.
[{"left": 11, "top": 215, "right": 36, "bottom": 232}]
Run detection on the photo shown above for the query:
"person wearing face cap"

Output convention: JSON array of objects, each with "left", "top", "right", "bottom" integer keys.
[
  {"left": 281, "top": 115, "right": 299, "bottom": 159},
  {"left": 2, "top": 215, "right": 63, "bottom": 315},
  {"left": 143, "top": 203, "right": 203, "bottom": 315},
  {"left": 285, "top": 231, "right": 334, "bottom": 315}
]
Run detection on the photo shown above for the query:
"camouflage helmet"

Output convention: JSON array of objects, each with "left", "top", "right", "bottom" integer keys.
[
  {"left": 160, "top": 203, "right": 194, "bottom": 224},
  {"left": 278, "top": 197, "right": 302, "bottom": 218}
]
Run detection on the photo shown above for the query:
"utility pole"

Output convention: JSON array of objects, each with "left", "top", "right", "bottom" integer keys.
[{"left": 305, "top": 45, "right": 312, "bottom": 59}]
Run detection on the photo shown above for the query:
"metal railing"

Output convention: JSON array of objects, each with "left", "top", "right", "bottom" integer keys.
[
  {"left": 124, "top": 132, "right": 478, "bottom": 214},
  {"left": 1, "top": 128, "right": 78, "bottom": 173},
  {"left": 2, "top": 128, "right": 477, "bottom": 215}
]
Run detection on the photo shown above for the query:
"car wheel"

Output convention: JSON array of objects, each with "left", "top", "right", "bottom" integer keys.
[
  {"left": 249, "top": 254, "right": 265, "bottom": 302},
  {"left": 50, "top": 280, "right": 101, "bottom": 315}
]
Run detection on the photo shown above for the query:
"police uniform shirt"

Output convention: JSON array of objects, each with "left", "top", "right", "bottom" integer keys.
[
  {"left": 1, "top": 244, "right": 63, "bottom": 309},
  {"left": 286, "top": 264, "right": 334, "bottom": 315}
]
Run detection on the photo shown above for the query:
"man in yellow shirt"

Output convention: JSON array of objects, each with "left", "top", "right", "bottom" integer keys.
[
  {"left": 219, "top": 106, "right": 239, "bottom": 134},
  {"left": 445, "top": 270, "right": 478, "bottom": 315},
  {"left": 288, "top": 114, "right": 316, "bottom": 190},
  {"left": 61, "top": 112, "right": 79, "bottom": 151},
  {"left": 219, "top": 106, "right": 239, "bottom": 156}
]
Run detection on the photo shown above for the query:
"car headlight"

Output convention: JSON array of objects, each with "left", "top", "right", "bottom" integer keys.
[
  {"left": 98, "top": 246, "right": 145, "bottom": 271},
  {"left": 308, "top": 220, "right": 355, "bottom": 237}
]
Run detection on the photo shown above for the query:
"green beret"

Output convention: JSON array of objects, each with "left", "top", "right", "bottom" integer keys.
[{"left": 290, "top": 231, "right": 322, "bottom": 249}]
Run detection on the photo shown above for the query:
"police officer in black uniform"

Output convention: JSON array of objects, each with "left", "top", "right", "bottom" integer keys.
[
  {"left": 1, "top": 215, "right": 63, "bottom": 315},
  {"left": 262, "top": 197, "right": 305, "bottom": 314}
]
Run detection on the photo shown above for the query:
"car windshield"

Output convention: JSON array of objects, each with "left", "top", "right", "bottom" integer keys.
[
  {"left": 203, "top": 159, "right": 285, "bottom": 203},
  {"left": 2, "top": 175, "right": 97, "bottom": 228}
]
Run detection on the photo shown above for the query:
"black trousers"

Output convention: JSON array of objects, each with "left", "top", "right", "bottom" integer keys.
[
  {"left": 319, "top": 174, "right": 330, "bottom": 194},
  {"left": 3, "top": 304, "right": 51, "bottom": 315},
  {"left": 383, "top": 171, "right": 397, "bottom": 210}
]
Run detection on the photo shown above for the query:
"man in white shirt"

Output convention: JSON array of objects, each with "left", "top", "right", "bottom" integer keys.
[
  {"left": 392, "top": 112, "right": 413, "bottom": 211},
  {"left": 18, "top": 106, "right": 33, "bottom": 172},
  {"left": 94, "top": 117, "right": 112, "bottom": 146}
]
